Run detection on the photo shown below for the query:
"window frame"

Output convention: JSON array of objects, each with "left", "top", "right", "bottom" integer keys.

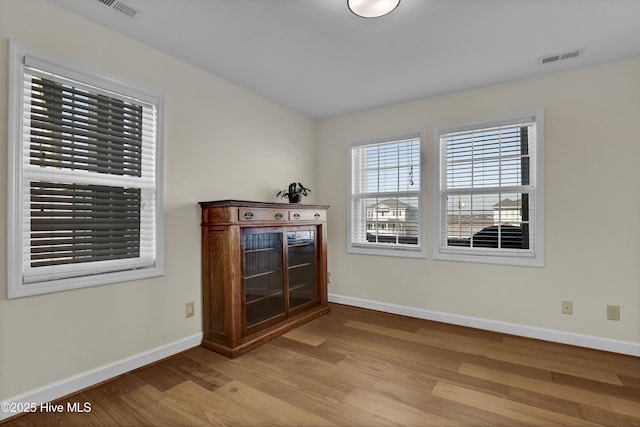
[
  {"left": 432, "top": 110, "right": 545, "bottom": 267},
  {"left": 347, "top": 131, "right": 426, "bottom": 259},
  {"left": 7, "top": 40, "right": 165, "bottom": 298}
]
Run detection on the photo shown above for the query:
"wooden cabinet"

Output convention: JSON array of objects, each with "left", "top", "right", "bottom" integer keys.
[{"left": 199, "top": 200, "right": 330, "bottom": 358}]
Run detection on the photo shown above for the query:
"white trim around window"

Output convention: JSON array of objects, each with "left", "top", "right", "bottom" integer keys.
[
  {"left": 7, "top": 40, "right": 165, "bottom": 298},
  {"left": 347, "top": 131, "right": 426, "bottom": 259},
  {"left": 432, "top": 110, "right": 545, "bottom": 267}
]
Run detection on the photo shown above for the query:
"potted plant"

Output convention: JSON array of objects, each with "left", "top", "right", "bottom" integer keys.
[{"left": 277, "top": 182, "right": 311, "bottom": 203}]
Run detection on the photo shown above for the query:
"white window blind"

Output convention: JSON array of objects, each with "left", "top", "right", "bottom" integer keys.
[
  {"left": 348, "top": 134, "right": 424, "bottom": 257},
  {"left": 7, "top": 41, "right": 164, "bottom": 298},
  {"left": 434, "top": 111, "right": 544, "bottom": 266}
]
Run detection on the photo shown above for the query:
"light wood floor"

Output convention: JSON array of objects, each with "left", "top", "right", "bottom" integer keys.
[{"left": 5, "top": 303, "right": 640, "bottom": 426}]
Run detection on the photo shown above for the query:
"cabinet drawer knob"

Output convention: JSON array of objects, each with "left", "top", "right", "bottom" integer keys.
[
  {"left": 293, "top": 213, "right": 300, "bottom": 219},
  {"left": 275, "top": 213, "right": 283, "bottom": 220},
  {"left": 314, "top": 213, "right": 321, "bottom": 219},
  {"left": 244, "top": 211, "right": 254, "bottom": 219}
]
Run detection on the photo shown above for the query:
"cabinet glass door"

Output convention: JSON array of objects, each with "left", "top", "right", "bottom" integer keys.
[
  {"left": 242, "top": 229, "right": 285, "bottom": 328},
  {"left": 287, "top": 229, "right": 316, "bottom": 309}
]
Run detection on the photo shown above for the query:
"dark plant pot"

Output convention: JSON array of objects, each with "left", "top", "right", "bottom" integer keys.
[{"left": 288, "top": 193, "right": 302, "bottom": 203}]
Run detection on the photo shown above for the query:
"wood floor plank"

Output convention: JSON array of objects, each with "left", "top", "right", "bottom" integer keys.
[
  {"left": 370, "top": 377, "right": 523, "bottom": 426},
  {"left": 96, "top": 372, "right": 149, "bottom": 395},
  {"left": 162, "top": 380, "right": 240, "bottom": 426},
  {"left": 458, "top": 361, "right": 613, "bottom": 410},
  {"left": 251, "top": 348, "right": 378, "bottom": 399},
  {"left": 269, "top": 336, "right": 345, "bottom": 364},
  {"left": 502, "top": 335, "right": 640, "bottom": 378},
  {"left": 132, "top": 361, "right": 191, "bottom": 392},
  {"left": 165, "top": 380, "right": 282, "bottom": 426},
  {"left": 431, "top": 381, "right": 604, "bottom": 427},
  {"left": 606, "top": 396, "right": 640, "bottom": 422},
  {"left": 307, "top": 319, "right": 465, "bottom": 373},
  {"left": 343, "top": 387, "right": 459, "bottom": 426},
  {"left": 336, "top": 349, "right": 438, "bottom": 393},
  {"left": 342, "top": 306, "right": 427, "bottom": 334},
  {"left": 121, "top": 383, "right": 205, "bottom": 425},
  {"left": 165, "top": 353, "right": 233, "bottom": 391},
  {"left": 551, "top": 371, "right": 640, "bottom": 402},
  {"left": 414, "top": 324, "right": 624, "bottom": 385},
  {"left": 282, "top": 327, "right": 328, "bottom": 346},
  {"left": 319, "top": 336, "right": 511, "bottom": 400},
  {"left": 84, "top": 384, "right": 151, "bottom": 426},
  {"left": 216, "top": 380, "right": 336, "bottom": 426},
  {"left": 576, "top": 404, "right": 640, "bottom": 427},
  {"left": 196, "top": 345, "right": 356, "bottom": 402},
  {"left": 506, "top": 387, "right": 586, "bottom": 420},
  {"left": 620, "top": 374, "right": 640, "bottom": 389}
]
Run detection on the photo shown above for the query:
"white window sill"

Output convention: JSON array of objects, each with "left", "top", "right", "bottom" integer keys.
[
  {"left": 433, "top": 250, "right": 543, "bottom": 267},
  {"left": 348, "top": 244, "right": 426, "bottom": 259}
]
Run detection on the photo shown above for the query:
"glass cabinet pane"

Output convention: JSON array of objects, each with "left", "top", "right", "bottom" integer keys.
[
  {"left": 287, "top": 229, "right": 316, "bottom": 308},
  {"left": 242, "top": 230, "right": 284, "bottom": 327}
]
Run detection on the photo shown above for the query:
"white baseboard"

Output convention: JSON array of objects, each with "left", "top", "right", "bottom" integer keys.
[
  {"left": 329, "top": 293, "right": 640, "bottom": 357},
  {"left": 0, "top": 333, "right": 202, "bottom": 421}
]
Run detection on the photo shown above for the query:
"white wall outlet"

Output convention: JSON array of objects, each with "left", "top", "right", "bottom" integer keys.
[
  {"left": 561, "top": 300, "right": 573, "bottom": 315},
  {"left": 606, "top": 305, "right": 620, "bottom": 321},
  {"left": 328, "top": 272, "right": 332, "bottom": 283},
  {"left": 185, "top": 302, "right": 195, "bottom": 318}
]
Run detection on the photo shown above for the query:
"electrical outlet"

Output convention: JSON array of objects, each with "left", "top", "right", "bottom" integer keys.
[
  {"left": 328, "top": 272, "right": 332, "bottom": 284},
  {"left": 607, "top": 305, "right": 620, "bottom": 321},
  {"left": 561, "top": 300, "right": 573, "bottom": 315},
  {"left": 185, "top": 302, "right": 195, "bottom": 318}
]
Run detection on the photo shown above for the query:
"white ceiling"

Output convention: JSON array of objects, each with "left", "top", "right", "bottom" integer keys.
[{"left": 46, "top": 0, "right": 640, "bottom": 120}]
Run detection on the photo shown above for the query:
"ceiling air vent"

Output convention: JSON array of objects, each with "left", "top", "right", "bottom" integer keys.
[
  {"left": 96, "top": 0, "right": 141, "bottom": 18},
  {"left": 538, "top": 49, "right": 584, "bottom": 65}
]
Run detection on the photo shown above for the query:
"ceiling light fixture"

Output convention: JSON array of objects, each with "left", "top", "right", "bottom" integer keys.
[{"left": 348, "top": 0, "right": 400, "bottom": 18}]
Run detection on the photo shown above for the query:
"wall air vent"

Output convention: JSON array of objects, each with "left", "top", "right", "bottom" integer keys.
[
  {"left": 538, "top": 49, "right": 584, "bottom": 65},
  {"left": 96, "top": 0, "right": 140, "bottom": 18}
]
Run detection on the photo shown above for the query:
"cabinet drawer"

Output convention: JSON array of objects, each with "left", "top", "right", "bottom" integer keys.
[
  {"left": 238, "top": 208, "right": 287, "bottom": 222},
  {"left": 289, "top": 210, "right": 326, "bottom": 221}
]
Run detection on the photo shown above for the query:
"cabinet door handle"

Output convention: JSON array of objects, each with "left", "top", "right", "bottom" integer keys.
[
  {"left": 293, "top": 213, "right": 301, "bottom": 219},
  {"left": 244, "top": 211, "right": 254, "bottom": 219},
  {"left": 275, "top": 213, "right": 283, "bottom": 220},
  {"left": 314, "top": 213, "right": 321, "bottom": 219}
]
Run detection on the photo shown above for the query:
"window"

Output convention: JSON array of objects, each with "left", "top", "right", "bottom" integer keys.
[
  {"left": 7, "top": 41, "right": 165, "bottom": 298},
  {"left": 433, "top": 111, "right": 544, "bottom": 266},
  {"left": 348, "top": 132, "right": 425, "bottom": 258}
]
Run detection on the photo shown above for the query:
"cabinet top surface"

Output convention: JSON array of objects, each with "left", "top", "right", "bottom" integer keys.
[{"left": 199, "top": 199, "right": 330, "bottom": 210}]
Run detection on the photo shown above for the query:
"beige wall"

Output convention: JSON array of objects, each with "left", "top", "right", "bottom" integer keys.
[
  {"left": 0, "top": 0, "right": 316, "bottom": 399},
  {"left": 317, "top": 57, "right": 640, "bottom": 346}
]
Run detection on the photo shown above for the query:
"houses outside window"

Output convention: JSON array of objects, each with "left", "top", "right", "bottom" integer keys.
[
  {"left": 348, "top": 132, "right": 425, "bottom": 258},
  {"left": 433, "top": 111, "right": 544, "bottom": 266}
]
